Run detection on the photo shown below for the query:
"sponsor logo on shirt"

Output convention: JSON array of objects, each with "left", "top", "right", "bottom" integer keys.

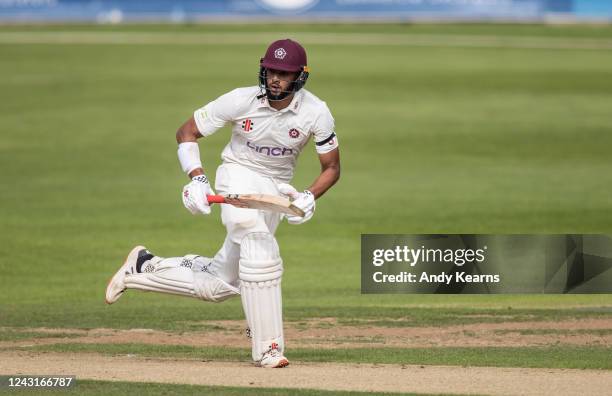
[{"left": 247, "top": 141, "right": 294, "bottom": 156}]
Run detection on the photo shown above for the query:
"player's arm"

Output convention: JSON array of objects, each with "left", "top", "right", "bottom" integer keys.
[
  {"left": 307, "top": 148, "right": 341, "bottom": 199},
  {"left": 176, "top": 117, "right": 204, "bottom": 178},
  {"left": 277, "top": 148, "right": 340, "bottom": 225},
  {"left": 178, "top": 88, "right": 240, "bottom": 182},
  {"left": 177, "top": 90, "right": 241, "bottom": 216},
  {"left": 307, "top": 105, "right": 339, "bottom": 199},
  {"left": 277, "top": 105, "right": 340, "bottom": 224},
  {"left": 176, "top": 116, "right": 215, "bottom": 216}
]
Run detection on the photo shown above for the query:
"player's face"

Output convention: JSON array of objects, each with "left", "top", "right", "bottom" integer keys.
[{"left": 266, "top": 68, "right": 298, "bottom": 97}]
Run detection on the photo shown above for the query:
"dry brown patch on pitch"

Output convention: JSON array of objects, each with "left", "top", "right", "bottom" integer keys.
[{"left": 2, "top": 317, "right": 611, "bottom": 349}]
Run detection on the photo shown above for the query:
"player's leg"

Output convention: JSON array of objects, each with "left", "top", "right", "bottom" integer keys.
[
  {"left": 206, "top": 163, "right": 288, "bottom": 367},
  {"left": 206, "top": 235, "right": 241, "bottom": 287},
  {"left": 105, "top": 246, "right": 239, "bottom": 304},
  {"left": 239, "top": 231, "right": 288, "bottom": 368},
  {"left": 206, "top": 162, "right": 274, "bottom": 287}
]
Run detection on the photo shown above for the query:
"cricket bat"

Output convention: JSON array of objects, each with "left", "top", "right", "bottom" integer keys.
[{"left": 206, "top": 194, "right": 305, "bottom": 217}]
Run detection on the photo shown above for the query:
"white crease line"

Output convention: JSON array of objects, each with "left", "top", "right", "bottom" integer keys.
[{"left": 0, "top": 32, "right": 612, "bottom": 50}]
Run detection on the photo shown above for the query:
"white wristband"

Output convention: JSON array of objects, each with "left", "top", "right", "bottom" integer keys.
[{"left": 177, "top": 142, "right": 203, "bottom": 174}]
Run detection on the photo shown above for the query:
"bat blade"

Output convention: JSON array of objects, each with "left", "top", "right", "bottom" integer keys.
[{"left": 206, "top": 194, "right": 305, "bottom": 217}]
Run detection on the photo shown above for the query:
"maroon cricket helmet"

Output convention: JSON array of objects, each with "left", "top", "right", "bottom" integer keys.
[
  {"left": 258, "top": 39, "right": 310, "bottom": 101},
  {"left": 260, "top": 38, "right": 308, "bottom": 72}
]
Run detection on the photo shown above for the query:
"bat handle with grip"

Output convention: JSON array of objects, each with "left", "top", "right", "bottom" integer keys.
[{"left": 206, "top": 195, "right": 226, "bottom": 204}]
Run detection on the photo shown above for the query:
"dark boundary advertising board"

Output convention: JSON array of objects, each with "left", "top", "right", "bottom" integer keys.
[
  {"left": 0, "top": 0, "right": 611, "bottom": 22},
  {"left": 361, "top": 235, "right": 612, "bottom": 294}
]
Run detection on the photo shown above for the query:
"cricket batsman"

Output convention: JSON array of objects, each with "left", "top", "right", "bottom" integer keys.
[{"left": 105, "top": 39, "right": 341, "bottom": 368}]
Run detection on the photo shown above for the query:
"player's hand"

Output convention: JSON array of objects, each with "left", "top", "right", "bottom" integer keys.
[
  {"left": 182, "top": 175, "right": 215, "bottom": 215},
  {"left": 277, "top": 183, "right": 315, "bottom": 224}
]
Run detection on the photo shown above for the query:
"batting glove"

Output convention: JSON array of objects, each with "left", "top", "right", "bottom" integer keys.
[
  {"left": 277, "top": 183, "right": 315, "bottom": 225},
  {"left": 182, "top": 175, "right": 215, "bottom": 215}
]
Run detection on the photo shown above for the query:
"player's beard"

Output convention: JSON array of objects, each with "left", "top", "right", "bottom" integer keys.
[{"left": 265, "top": 84, "right": 294, "bottom": 101}]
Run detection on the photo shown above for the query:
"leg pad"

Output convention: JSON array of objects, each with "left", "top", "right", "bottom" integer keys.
[
  {"left": 124, "top": 255, "right": 239, "bottom": 302},
  {"left": 239, "top": 233, "right": 284, "bottom": 362}
]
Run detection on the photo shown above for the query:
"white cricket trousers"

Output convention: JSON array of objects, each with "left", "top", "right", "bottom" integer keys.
[{"left": 206, "top": 163, "right": 283, "bottom": 286}]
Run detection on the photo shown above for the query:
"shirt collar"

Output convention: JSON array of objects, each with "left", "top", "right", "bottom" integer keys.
[
  {"left": 257, "top": 90, "right": 303, "bottom": 114},
  {"left": 287, "top": 90, "right": 303, "bottom": 114}
]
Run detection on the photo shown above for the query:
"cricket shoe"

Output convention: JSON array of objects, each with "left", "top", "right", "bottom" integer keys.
[
  {"left": 258, "top": 343, "right": 289, "bottom": 368},
  {"left": 105, "top": 246, "right": 154, "bottom": 304}
]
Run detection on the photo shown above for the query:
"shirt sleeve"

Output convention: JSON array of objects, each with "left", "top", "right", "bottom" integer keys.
[
  {"left": 312, "top": 105, "right": 338, "bottom": 154},
  {"left": 193, "top": 89, "right": 241, "bottom": 137}
]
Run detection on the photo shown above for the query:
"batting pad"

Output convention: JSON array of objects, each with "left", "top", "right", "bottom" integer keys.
[
  {"left": 124, "top": 255, "right": 239, "bottom": 302},
  {"left": 239, "top": 232, "right": 284, "bottom": 362}
]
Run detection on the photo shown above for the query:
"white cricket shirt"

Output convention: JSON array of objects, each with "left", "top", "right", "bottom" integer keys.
[{"left": 193, "top": 86, "right": 338, "bottom": 183}]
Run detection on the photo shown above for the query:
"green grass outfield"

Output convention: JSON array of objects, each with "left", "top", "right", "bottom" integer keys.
[
  {"left": 0, "top": 380, "right": 446, "bottom": 396},
  {"left": 1, "top": 23, "right": 612, "bottom": 393}
]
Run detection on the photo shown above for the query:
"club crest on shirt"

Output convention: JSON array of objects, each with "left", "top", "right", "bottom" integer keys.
[
  {"left": 288, "top": 128, "right": 300, "bottom": 139},
  {"left": 241, "top": 119, "right": 254, "bottom": 132}
]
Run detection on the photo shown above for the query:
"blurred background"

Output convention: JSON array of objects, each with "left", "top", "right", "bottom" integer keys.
[
  {"left": 1, "top": 0, "right": 612, "bottom": 330},
  {"left": 1, "top": 0, "right": 612, "bottom": 23}
]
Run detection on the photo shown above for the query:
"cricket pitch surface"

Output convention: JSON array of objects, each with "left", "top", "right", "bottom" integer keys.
[
  {"left": 1, "top": 350, "right": 611, "bottom": 395},
  {"left": 1, "top": 317, "right": 611, "bottom": 395}
]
